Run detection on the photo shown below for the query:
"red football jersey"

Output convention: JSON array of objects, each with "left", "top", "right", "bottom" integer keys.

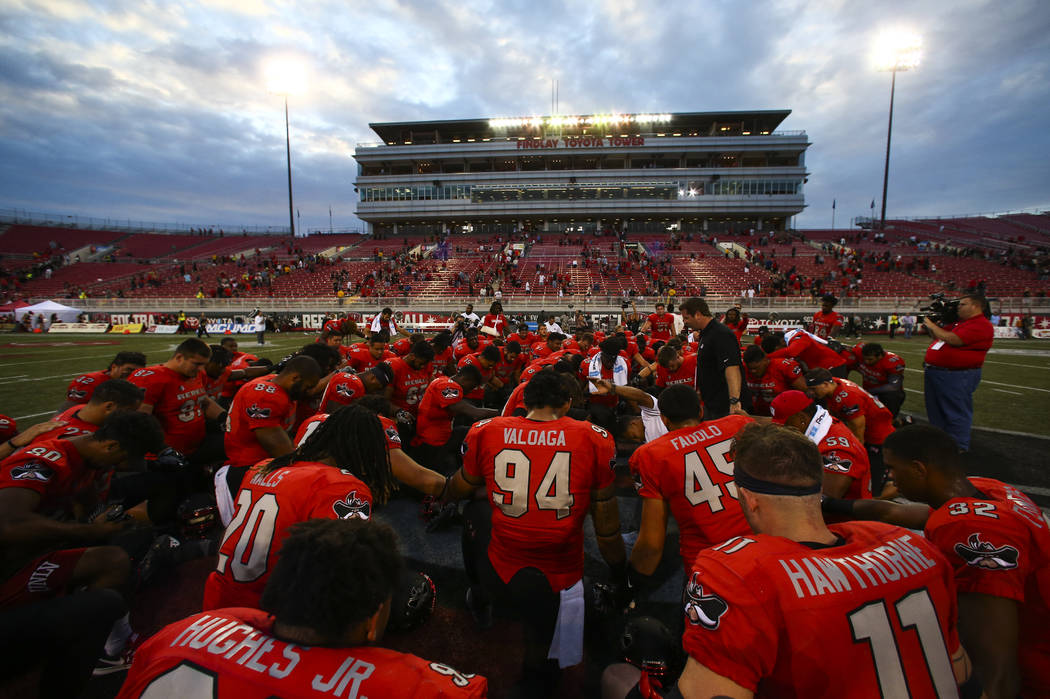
[
  {"left": 924, "top": 477, "right": 1050, "bottom": 696},
  {"left": 682, "top": 521, "right": 961, "bottom": 698},
  {"left": 724, "top": 317, "right": 747, "bottom": 342},
  {"left": 320, "top": 371, "right": 365, "bottom": 410},
  {"left": 493, "top": 346, "right": 524, "bottom": 385},
  {"left": 646, "top": 313, "right": 675, "bottom": 341},
  {"left": 462, "top": 416, "right": 616, "bottom": 591},
  {"left": 629, "top": 416, "right": 753, "bottom": 567},
  {"left": 202, "top": 463, "right": 373, "bottom": 610},
  {"left": 655, "top": 354, "right": 698, "bottom": 389},
  {"left": 744, "top": 358, "right": 803, "bottom": 414},
  {"left": 129, "top": 366, "right": 209, "bottom": 454},
  {"left": 529, "top": 342, "right": 558, "bottom": 360},
  {"left": 769, "top": 331, "right": 846, "bottom": 371},
  {"left": 452, "top": 338, "right": 490, "bottom": 362},
  {"left": 826, "top": 378, "right": 894, "bottom": 445},
  {"left": 224, "top": 376, "right": 296, "bottom": 470},
  {"left": 32, "top": 406, "right": 98, "bottom": 443},
  {"left": 219, "top": 352, "right": 259, "bottom": 401},
  {"left": 0, "top": 439, "right": 93, "bottom": 518},
  {"left": 856, "top": 351, "right": 905, "bottom": 390},
  {"left": 117, "top": 607, "right": 488, "bottom": 699},
  {"left": 65, "top": 370, "right": 110, "bottom": 405},
  {"left": 386, "top": 357, "right": 431, "bottom": 414},
  {"left": 500, "top": 381, "right": 528, "bottom": 417},
  {"left": 344, "top": 343, "right": 394, "bottom": 372},
  {"left": 202, "top": 366, "right": 234, "bottom": 402},
  {"left": 818, "top": 418, "right": 872, "bottom": 500},
  {"left": 431, "top": 346, "right": 456, "bottom": 378},
  {"left": 390, "top": 337, "right": 413, "bottom": 356},
  {"left": 810, "top": 310, "right": 844, "bottom": 339},
  {"left": 457, "top": 354, "right": 491, "bottom": 400},
  {"left": 413, "top": 377, "right": 465, "bottom": 447},
  {"left": 295, "top": 413, "right": 401, "bottom": 452}
]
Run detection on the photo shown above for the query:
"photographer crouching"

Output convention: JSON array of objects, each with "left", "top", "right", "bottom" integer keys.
[{"left": 922, "top": 293, "right": 994, "bottom": 451}]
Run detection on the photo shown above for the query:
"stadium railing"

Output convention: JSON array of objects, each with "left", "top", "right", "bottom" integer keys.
[{"left": 48, "top": 295, "right": 1050, "bottom": 316}]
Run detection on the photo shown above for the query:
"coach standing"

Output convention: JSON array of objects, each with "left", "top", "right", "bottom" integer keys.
[
  {"left": 923, "top": 294, "right": 993, "bottom": 451},
  {"left": 679, "top": 297, "right": 745, "bottom": 419}
]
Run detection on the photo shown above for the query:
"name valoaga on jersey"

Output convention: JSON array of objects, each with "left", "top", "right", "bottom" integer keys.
[
  {"left": 780, "top": 534, "right": 938, "bottom": 599},
  {"left": 502, "top": 428, "right": 567, "bottom": 446}
]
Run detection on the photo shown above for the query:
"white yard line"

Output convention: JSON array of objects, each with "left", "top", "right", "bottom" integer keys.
[
  {"left": 13, "top": 410, "right": 57, "bottom": 420},
  {"left": 903, "top": 367, "right": 1050, "bottom": 392},
  {"left": 993, "top": 388, "right": 1023, "bottom": 395}
]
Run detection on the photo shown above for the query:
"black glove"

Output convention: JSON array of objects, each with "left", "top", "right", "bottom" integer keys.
[
  {"left": 148, "top": 447, "right": 189, "bottom": 473},
  {"left": 420, "top": 497, "right": 460, "bottom": 532}
]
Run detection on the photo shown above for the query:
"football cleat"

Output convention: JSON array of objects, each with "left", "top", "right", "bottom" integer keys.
[
  {"left": 93, "top": 633, "right": 140, "bottom": 676},
  {"left": 465, "top": 586, "right": 493, "bottom": 630}
]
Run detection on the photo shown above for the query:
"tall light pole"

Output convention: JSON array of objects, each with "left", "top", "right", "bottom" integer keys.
[
  {"left": 874, "top": 31, "right": 922, "bottom": 231},
  {"left": 283, "top": 95, "right": 295, "bottom": 237},
  {"left": 266, "top": 57, "right": 307, "bottom": 238}
]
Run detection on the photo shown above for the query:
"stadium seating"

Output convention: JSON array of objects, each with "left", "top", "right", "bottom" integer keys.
[{"left": 0, "top": 225, "right": 123, "bottom": 255}]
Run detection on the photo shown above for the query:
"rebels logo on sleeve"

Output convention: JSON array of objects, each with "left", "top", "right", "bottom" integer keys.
[
  {"left": 10, "top": 462, "right": 54, "bottom": 482},
  {"left": 332, "top": 490, "right": 371, "bottom": 520},
  {"left": 954, "top": 533, "right": 1020, "bottom": 570},
  {"left": 683, "top": 571, "right": 729, "bottom": 630}
]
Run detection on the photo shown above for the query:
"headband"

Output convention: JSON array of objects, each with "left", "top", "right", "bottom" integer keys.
[{"left": 733, "top": 465, "right": 822, "bottom": 497}]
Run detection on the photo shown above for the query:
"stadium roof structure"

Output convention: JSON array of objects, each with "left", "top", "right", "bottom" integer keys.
[{"left": 368, "top": 110, "right": 792, "bottom": 144}]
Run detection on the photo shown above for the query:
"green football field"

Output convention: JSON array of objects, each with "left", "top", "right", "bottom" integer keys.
[{"left": 0, "top": 332, "right": 1047, "bottom": 438}]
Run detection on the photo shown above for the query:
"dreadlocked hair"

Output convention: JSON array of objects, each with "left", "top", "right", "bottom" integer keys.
[{"left": 256, "top": 404, "right": 396, "bottom": 504}]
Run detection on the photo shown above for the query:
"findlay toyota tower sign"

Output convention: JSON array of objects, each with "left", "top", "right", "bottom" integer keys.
[{"left": 516, "top": 136, "right": 647, "bottom": 149}]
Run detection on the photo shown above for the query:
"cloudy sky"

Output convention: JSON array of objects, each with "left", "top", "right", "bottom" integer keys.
[{"left": 1, "top": 0, "right": 1048, "bottom": 233}]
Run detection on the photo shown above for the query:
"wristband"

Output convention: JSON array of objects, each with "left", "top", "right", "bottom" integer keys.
[{"left": 821, "top": 496, "right": 856, "bottom": 517}]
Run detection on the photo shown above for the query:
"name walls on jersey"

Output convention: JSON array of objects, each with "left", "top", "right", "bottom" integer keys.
[
  {"left": 779, "top": 534, "right": 938, "bottom": 600},
  {"left": 516, "top": 136, "right": 646, "bottom": 149},
  {"left": 168, "top": 613, "right": 377, "bottom": 694}
]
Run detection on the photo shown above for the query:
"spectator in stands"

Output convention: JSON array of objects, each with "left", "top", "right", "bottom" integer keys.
[{"left": 923, "top": 294, "right": 994, "bottom": 451}]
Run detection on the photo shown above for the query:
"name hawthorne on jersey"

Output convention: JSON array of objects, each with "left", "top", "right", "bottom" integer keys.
[
  {"left": 501, "top": 427, "right": 567, "bottom": 447},
  {"left": 778, "top": 533, "right": 938, "bottom": 599}
]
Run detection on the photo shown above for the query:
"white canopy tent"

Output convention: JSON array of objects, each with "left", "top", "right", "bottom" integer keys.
[{"left": 22, "top": 300, "right": 82, "bottom": 323}]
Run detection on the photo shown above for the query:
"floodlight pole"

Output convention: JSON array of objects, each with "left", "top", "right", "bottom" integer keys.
[
  {"left": 879, "top": 68, "right": 897, "bottom": 231},
  {"left": 284, "top": 95, "right": 296, "bottom": 237}
]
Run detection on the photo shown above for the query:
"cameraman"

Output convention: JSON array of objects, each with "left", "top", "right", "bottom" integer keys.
[{"left": 923, "top": 294, "right": 993, "bottom": 451}]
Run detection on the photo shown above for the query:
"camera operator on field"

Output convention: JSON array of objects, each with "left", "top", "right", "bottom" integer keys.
[{"left": 922, "top": 293, "right": 993, "bottom": 451}]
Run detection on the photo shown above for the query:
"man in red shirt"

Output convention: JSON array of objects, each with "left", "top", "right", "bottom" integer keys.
[
  {"left": 639, "top": 302, "right": 675, "bottom": 342},
  {"left": 430, "top": 330, "right": 457, "bottom": 378},
  {"left": 368, "top": 306, "right": 409, "bottom": 339},
  {"left": 627, "top": 386, "right": 753, "bottom": 608},
  {"left": 201, "top": 345, "right": 271, "bottom": 403},
  {"left": 530, "top": 332, "right": 565, "bottom": 360},
  {"left": 481, "top": 301, "right": 508, "bottom": 337},
  {"left": 659, "top": 423, "right": 977, "bottom": 699},
  {"left": 654, "top": 344, "right": 698, "bottom": 389},
  {"left": 810, "top": 294, "right": 844, "bottom": 339},
  {"left": 217, "top": 337, "right": 259, "bottom": 408},
  {"left": 343, "top": 331, "right": 395, "bottom": 372},
  {"left": 319, "top": 364, "right": 390, "bottom": 413},
  {"left": 493, "top": 341, "right": 524, "bottom": 388},
  {"left": 507, "top": 323, "right": 539, "bottom": 358},
  {"left": 453, "top": 328, "right": 490, "bottom": 361},
  {"left": 34, "top": 379, "right": 144, "bottom": 445},
  {"left": 204, "top": 405, "right": 396, "bottom": 610},
  {"left": 805, "top": 368, "right": 894, "bottom": 493},
  {"left": 446, "top": 370, "right": 625, "bottom": 696},
  {"left": 922, "top": 294, "right": 994, "bottom": 451},
  {"left": 385, "top": 341, "right": 435, "bottom": 416},
  {"left": 457, "top": 345, "right": 501, "bottom": 403},
  {"left": 223, "top": 356, "right": 322, "bottom": 472},
  {"left": 410, "top": 366, "right": 495, "bottom": 474},
  {"left": 857, "top": 342, "right": 906, "bottom": 417},
  {"left": 128, "top": 339, "right": 226, "bottom": 459},
  {"left": 769, "top": 390, "right": 871, "bottom": 500},
  {"left": 126, "top": 518, "right": 487, "bottom": 699},
  {"left": 722, "top": 307, "right": 748, "bottom": 343},
  {"left": 0, "top": 412, "right": 164, "bottom": 682},
  {"left": 61, "top": 351, "right": 146, "bottom": 409},
  {"left": 828, "top": 424, "right": 1046, "bottom": 697},
  {"left": 741, "top": 345, "right": 806, "bottom": 415},
  {"left": 764, "top": 329, "right": 847, "bottom": 377}
]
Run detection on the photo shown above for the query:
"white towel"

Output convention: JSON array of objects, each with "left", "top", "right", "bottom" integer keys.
[
  {"left": 804, "top": 405, "right": 833, "bottom": 445},
  {"left": 587, "top": 354, "right": 628, "bottom": 393},
  {"left": 214, "top": 465, "right": 236, "bottom": 528},
  {"left": 547, "top": 579, "right": 585, "bottom": 668}
]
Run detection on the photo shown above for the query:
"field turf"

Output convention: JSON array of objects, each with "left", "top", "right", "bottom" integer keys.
[{"left": 0, "top": 332, "right": 1045, "bottom": 437}]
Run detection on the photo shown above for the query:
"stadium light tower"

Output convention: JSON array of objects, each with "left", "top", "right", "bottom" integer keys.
[
  {"left": 265, "top": 58, "right": 307, "bottom": 237},
  {"left": 873, "top": 30, "right": 922, "bottom": 231}
]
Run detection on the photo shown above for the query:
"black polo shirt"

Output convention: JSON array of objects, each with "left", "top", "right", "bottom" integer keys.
[{"left": 695, "top": 318, "right": 742, "bottom": 419}]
